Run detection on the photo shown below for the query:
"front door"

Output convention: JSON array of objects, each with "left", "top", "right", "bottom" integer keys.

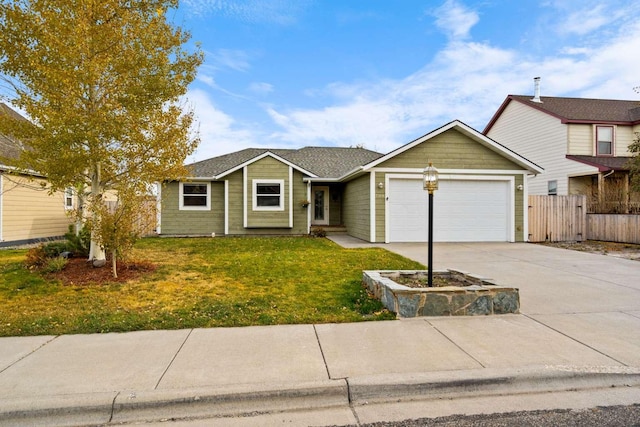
[{"left": 312, "top": 186, "right": 329, "bottom": 225}]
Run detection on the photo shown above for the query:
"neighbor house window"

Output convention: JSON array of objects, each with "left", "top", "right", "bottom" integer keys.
[
  {"left": 596, "top": 125, "right": 613, "bottom": 156},
  {"left": 548, "top": 180, "right": 558, "bottom": 196},
  {"left": 64, "top": 187, "right": 74, "bottom": 210},
  {"left": 179, "top": 182, "right": 210, "bottom": 210},
  {"left": 253, "top": 179, "right": 284, "bottom": 211}
]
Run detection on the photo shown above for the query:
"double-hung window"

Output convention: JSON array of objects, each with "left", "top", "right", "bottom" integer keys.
[
  {"left": 596, "top": 125, "right": 613, "bottom": 156},
  {"left": 64, "top": 187, "right": 74, "bottom": 210},
  {"left": 179, "top": 182, "right": 210, "bottom": 210},
  {"left": 253, "top": 179, "right": 284, "bottom": 211}
]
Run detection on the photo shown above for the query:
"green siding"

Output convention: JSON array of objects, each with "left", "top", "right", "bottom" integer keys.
[
  {"left": 328, "top": 185, "right": 342, "bottom": 225},
  {"left": 343, "top": 174, "right": 370, "bottom": 241},
  {"left": 373, "top": 172, "right": 386, "bottom": 242},
  {"left": 227, "top": 170, "right": 244, "bottom": 234},
  {"left": 515, "top": 175, "right": 525, "bottom": 242},
  {"left": 162, "top": 156, "right": 310, "bottom": 236},
  {"left": 160, "top": 181, "right": 224, "bottom": 235},
  {"left": 375, "top": 129, "right": 528, "bottom": 242},
  {"left": 247, "top": 157, "right": 290, "bottom": 228},
  {"left": 379, "top": 129, "right": 520, "bottom": 170},
  {"left": 227, "top": 159, "right": 309, "bottom": 235}
]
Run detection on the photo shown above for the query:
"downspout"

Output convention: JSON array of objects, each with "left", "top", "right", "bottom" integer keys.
[
  {"left": 597, "top": 169, "right": 615, "bottom": 208},
  {"left": 306, "top": 181, "right": 311, "bottom": 235}
]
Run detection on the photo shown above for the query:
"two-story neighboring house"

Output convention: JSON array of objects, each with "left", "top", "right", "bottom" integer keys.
[{"left": 484, "top": 86, "right": 640, "bottom": 213}]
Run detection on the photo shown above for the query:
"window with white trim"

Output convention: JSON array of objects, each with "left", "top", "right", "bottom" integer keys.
[
  {"left": 595, "top": 125, "right": 613, "bottom": 156},
  {"left": 253, "top": 179, "right": 284, "bottom": 211},
  {"left": 64, "top": 187, "right": 74, "bottom": 210},
  {"left": 179, "top": 182, "right": 210, "bottom": 210}
]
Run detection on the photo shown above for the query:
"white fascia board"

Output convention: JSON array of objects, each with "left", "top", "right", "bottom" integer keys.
[
  {"left": 306, "top": 182, "right": 311, "bottom": 234},
  {"left": 0, "top": 164, "right": 47, "bottom": 178},
  {"left": 370, "top": 167, "right": 533, "bottom": 175},
  {"left": 224, "top": 180, "right": 229, "bottom": 235},
  {"left": 337, "top": 166, "right": 365, "bottom": 182},
  {"left": 369, "top": 172, "right": 376, "bottom": 243},
  {"left": 302, "top": 177, "right": 342, "bottom": 183},
  {"left": 243, "top": 166, "right": 248, "bottom": 228},
  {"left": 215, "top": 151, "right": 318, "bottom": 180},
  {"left": 361, "top": 120, "right": 544, "bottom": 175},
  {"left": 289, "top": 166, "right": 293, "bottom": 228}
]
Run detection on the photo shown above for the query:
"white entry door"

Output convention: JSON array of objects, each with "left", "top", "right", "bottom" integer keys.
[
  {"left": 312, "top": 186, "right": 329, "bottom": 225},
  {"left": 388, "top": 178, "right": 510, "bottom": 242}
]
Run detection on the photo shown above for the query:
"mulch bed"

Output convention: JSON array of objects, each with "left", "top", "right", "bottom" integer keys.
[
  {"left": 393, "top": 275, "right": 471, "bottom": 288},
  {"left": 47, "top": 257, "right": 156, "bottom": 286}
]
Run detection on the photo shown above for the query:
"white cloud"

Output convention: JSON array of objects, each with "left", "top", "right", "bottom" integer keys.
[
  {"left": 248, "top": 82, "right": 274, "bottom": 95},
  {"left": 185, "top": 89, "right": 261, "bottom": 161},
  {"left": 182, "top": 0, "right": 311, "bottom": 25},
  {"left": 185, "top": 0, "right": 640, "bottom": 160},
  {"left": 431, "top": 0, "right": 479, "bottom": 41},
  {"left": 561, "top": 5, "right": 610, "bottom": 35},
  {"left": 264, "top": 5, "right": 640, "bottom": 153},
  {"left": 209, "top": 49, "right": 250, "bottom": 72}
]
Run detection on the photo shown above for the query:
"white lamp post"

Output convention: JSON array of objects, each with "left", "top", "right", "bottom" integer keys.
[{"left": 423, "top": 162, "right": 439, "bottom": 287}]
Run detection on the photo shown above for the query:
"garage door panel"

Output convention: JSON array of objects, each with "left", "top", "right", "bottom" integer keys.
[{"left": 388, "top": 178, "right": 509, "bottom": 242}]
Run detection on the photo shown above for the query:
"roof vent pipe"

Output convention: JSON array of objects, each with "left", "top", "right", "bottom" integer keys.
[{"left": 531, "top": 77, "right": 542, "bottom": 103}]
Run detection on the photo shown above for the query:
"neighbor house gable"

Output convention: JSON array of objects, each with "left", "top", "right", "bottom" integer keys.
[{"left": 485, "top": 95, "right": 640, "bottom": 133}]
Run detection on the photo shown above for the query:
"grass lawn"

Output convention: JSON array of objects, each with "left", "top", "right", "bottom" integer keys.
[{"left": 0, "top": 237, "right": 424, "bottom": 337}]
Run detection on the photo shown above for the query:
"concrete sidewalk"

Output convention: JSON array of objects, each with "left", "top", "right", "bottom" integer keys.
[{"left": 1, "top": 240, "right": 640, "bottom": 426}]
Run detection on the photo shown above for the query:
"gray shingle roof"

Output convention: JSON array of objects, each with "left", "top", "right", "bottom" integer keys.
[
  {"left": 188, "top": 146, "right": 384, "bottom": 179},
  {"left": 509, "top": 95, "right": 640, "bottom": 123},
  {"left": 0, "top": 103, "right": 27, "bottom": 163}
]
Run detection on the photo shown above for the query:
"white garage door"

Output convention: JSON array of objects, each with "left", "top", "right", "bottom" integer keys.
[{"left": 388, "top": 178, "right": 510, "bottom": 242}]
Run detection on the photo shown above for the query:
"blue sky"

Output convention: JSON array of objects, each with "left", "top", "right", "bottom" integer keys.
[{"left": 175, "top": 0, "right": 640, "bottom": 161}]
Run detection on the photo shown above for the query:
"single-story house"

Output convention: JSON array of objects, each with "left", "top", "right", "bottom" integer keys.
[
  {"left": 158, "top": 120, "right": 543, "bottom": 243},
  {"left": 0, "top": 103, "right": 74, "bottom": 247}
]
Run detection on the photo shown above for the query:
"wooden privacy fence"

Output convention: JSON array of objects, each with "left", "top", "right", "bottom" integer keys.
[
  {"left": 528, "top": 195, "right": 586, "bottom": 242},
  {"left": 105, "top": 197, "right": 157, "bottom": 237},
  {"left": 587, "top": 214, "right": 640, "bottom": 244}
]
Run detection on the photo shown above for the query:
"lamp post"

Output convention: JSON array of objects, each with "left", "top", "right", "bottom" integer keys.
[{"left": 423, "top": 162, "right": 439, "bottom": 287}]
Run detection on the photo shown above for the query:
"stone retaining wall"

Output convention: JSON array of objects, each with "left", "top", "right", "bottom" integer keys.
[{"left": 363, "top": 270, "right": 520, "bottom": 317}]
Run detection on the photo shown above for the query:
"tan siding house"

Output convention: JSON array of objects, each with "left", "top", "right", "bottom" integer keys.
[
  {"left": 0, "top": 104, "right": 74, "bottom": 246},
  {"left": 160, "top": 120, "right": 541, "bottom": 243},
  {"left": 0, "top": 173, "right": 73, "bottom": 245},
  {"left": 485, "top": 91, "right": 640, "bottom": 212}
]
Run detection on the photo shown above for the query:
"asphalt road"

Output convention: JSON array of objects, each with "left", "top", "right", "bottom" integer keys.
[{"left": 355, "top": 404, "right": 640, "bottom": 427}]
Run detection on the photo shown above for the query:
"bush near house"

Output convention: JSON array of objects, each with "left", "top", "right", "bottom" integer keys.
[{"left": 0, "top": 237, "right": 423, "bottom": 337}]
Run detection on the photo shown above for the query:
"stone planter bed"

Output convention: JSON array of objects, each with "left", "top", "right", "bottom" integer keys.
[{"left": 363, "top": 270, "right": 519, "bottom": 317}]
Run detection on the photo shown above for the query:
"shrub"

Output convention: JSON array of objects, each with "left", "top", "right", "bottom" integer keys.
[
  {"left": 64, "top": 224, "right": 90, "bottom": 257},
  {"left": 310, "top": 227, "right": 327, "bottom": 238},
  {"left": 42, "top": 241, "right": 71, "bottom": 258},
  {"left": 24, "top": 245, "right": 48, "bottom": 269},
  {"left": 41, "top": 257, "right": 68, "bottom": 273}
]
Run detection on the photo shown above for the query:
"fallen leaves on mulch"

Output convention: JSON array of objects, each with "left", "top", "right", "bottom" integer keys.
[{"left": 47, "top": 257, "right": 157, "bottom": 286}]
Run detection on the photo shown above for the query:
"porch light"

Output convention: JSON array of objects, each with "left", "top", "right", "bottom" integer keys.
[
  {"left": 423, "top": 162, "right": 439, "bottom": 194},
  {"left": 422, "top": 162, "right": 439, "bottom": 287}
]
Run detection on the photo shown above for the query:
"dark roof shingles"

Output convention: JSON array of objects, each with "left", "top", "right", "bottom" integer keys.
[
  {"left": 510, "top": 95, "right": 640, "bottom": 123},
  {"left": 188, "top": 146, "right": 383, "bottom": 179},
  {"left": 566, "top": 155, "right": 632, "bottom": 171}
]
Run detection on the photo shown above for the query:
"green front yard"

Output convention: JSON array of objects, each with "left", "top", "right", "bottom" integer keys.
[{"left": 0, "top": 237, "right": 423, "bottom": 337}]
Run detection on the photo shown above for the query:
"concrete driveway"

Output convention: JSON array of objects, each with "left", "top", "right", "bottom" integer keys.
[{"left": 330, "top": 237, "right": 640, "bottom": 367}]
